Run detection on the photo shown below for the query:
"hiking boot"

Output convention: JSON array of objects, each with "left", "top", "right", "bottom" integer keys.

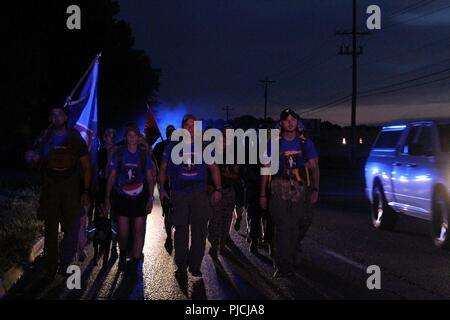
[{"left": 127, "top": 258, "right": 139, "bottom": 275}]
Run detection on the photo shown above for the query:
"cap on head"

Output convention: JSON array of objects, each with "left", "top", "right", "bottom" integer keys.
[{"left": 280, "top": 108, "right": 299, "bottom": 121}]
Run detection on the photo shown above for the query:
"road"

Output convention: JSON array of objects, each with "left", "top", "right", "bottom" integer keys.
[{"left": 6, "top": 190, "right": 450, "bottom": 300}]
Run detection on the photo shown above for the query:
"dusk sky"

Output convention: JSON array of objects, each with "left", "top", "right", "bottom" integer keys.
[{"left": 118, "top": 0, "right": 450, "bottom": 125}]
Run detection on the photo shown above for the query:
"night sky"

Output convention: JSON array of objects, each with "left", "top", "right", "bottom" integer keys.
[{"left": 118, "top": 0, "right": 450, "bottom": 125}]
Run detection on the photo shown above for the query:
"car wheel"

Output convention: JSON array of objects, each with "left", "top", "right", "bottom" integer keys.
[
  {"left": 431, "top": 190, "right": 450, "bottom": 249},
  {"left": 371, "top": 183, "right": 397, "bottom": 230}
]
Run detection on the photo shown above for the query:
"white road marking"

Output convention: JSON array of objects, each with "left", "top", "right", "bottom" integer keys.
[{"left": 323, "top": 249, "right": 367, "bottom": 271}]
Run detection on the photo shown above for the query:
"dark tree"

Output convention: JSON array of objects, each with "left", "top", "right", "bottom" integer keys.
[{"left": 2, "top": 0, "right": 160, "bottom": 167}]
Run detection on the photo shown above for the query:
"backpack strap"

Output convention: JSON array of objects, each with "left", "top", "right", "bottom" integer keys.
[{"left": 299, "top": 134, "right": 311, "bottom": 187}]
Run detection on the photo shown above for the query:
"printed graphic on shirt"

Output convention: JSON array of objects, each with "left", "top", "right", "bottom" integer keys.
[
  {"left": 282, "top": 150, "right": 302, "bottom": 170},
  {"left": 121, "top": 163, "right": 144, "bottom": 196},
  {"left": 180, "top": 152, "right": 200, "bottom": 177}
]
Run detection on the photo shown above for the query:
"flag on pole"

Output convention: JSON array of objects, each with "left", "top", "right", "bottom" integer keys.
[
  {"left": 66, "top": 54, "right": 100, "bottom": 188},
  {"left": 144, "top": 104, "right": 162, "bottom": 146}
]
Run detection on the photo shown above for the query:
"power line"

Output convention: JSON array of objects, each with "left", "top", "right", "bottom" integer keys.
[
  {"left": 384, "top": 0, "right": 436, "bottom": 20},
  {"left": 300, "top": 65, "right": 450, "bottom": 117},
  {"left": 360, "top": 73, "right": 450, "bottom": 99},
  {"left": 360, "top": 65, "right": 450, "bottom": 95},
  {"left": 383, "top": 2, "right": 450, "bottom": 30}
]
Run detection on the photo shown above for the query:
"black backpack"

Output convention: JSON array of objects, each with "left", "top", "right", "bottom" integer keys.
[{"left": 45, "top": 128, "right": 81, "bottom": 176}]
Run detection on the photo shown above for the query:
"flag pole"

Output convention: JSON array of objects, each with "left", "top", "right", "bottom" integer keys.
[{"left": 64, "top": 52, "right": 102, "bottom": 108}]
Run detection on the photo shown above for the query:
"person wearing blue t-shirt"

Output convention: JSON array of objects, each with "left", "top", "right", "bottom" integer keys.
[
  {"left": 260, "top": 109, "right": 320, "bottom": 279},
  {"left": 159, "top": 114, "right": 222, "bottom": 278},
  {"left": 25, "top": 107, "right": 92, "bottom": 280},
  {"left": 104, "top": 123, "right": 155, "bottom": 273}
]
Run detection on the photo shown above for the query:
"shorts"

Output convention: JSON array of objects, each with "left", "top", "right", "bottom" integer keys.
[{"left": 112, "top": 192, "right": 148, "bottom": 218}]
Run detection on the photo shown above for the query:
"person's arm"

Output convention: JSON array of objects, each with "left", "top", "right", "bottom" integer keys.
[
  {"left": 103, "top": 169, "right": 117, "bottom": 215},
  {"left": 146, "top": 168, "right": 155, "bottom": 213},
  {"left": 307, "top": 157, "right": 320, "bottom": 205},
  {"left": 208, "top": 163, "right": 222, "bottom": 205},
  {"left": 80, "top": 155, "right": 92, "bottom": 207},
  {"left": 158, "top": 160, "right": 169, "bottom": 201},
  {"left": 25, "top": 150, "right": 41, "bottom": 169}
]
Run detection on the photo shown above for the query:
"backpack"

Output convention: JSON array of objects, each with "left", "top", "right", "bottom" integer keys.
[{"left": 45, "top": 129, "right": 81, "bottom": 176}]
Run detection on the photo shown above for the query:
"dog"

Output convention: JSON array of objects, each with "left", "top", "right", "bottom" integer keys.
[{"left": 93, "top": 216, "right": 112, "bottom": 269}]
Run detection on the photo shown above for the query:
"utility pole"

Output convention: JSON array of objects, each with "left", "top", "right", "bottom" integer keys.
[
  {"left": 222, "top": 106, "right": 233, "bottom": 121},
  {"left": 336, "top": 0, "right": 369, "bottom": 163},
  {"left": 259, "top": 76, "right": 276, "bottom": 120}
]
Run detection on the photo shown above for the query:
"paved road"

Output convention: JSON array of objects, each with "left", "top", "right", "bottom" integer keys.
[{"left": 6, "top": 191, "right": 450, "bottom": 300}]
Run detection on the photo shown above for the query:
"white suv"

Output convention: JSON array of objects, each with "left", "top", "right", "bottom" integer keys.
[{"left": 365, "top": 120, "right": 450, "bottom": 248}]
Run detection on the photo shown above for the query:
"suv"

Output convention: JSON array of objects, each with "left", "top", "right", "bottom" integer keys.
[{"left": 365, "top": 120, "right": 450, "bottom": 248}]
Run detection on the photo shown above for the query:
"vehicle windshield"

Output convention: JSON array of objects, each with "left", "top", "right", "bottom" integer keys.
[{"left": 438, "top": 124, "right": 450, "bottom": 152}]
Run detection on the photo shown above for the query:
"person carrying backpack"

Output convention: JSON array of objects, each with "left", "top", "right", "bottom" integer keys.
[
  {"left": 259, "top": 109, "right": 320, "bottom": 278},
  {"left": 104, "top": 123, "right": 155, "bottom": 274},
  {"left": 159, "top": 114, "right": 222, "bottom": 278},
  {"left": 25, "top": 106, "right": 92, "bottom": 280}
]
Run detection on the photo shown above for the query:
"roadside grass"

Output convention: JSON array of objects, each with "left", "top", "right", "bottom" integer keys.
[{"left": 0, "top": 187, "right": 44, "bottom": 274}]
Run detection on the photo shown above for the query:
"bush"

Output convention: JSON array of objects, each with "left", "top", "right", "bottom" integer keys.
[{"left": 0, "top": 187, "right": 44, "bottom": 274}]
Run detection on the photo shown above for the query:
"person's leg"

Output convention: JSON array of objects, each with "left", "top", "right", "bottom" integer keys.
[
  {"left": 171, "top": 191, "right": 190, "bottom": 272},
  {"left": 60, "top": 177, "right": 82, "bottom": 269},
  {"left": 233, "top": 181, "right": 245, "bottom": 231},
  {"left": 131, "top": 216, "right": 146, "bottom": 259},
  {"left": 222, "top": 188, "right": 236, "bottom": 246},
  {"left": 298, "top": 190, "right": 314, "bottom": 245},
  {"left": 188, "top": 190, "right": 212, "bottom": 274},
  {"left": 295, "top": 189, "right": 311, "bottom": 264},
  {"left": 117, "top": 216, "right": 130, "bottom": 256},
  {"left": 77, "top": 207, "right": 88, "bottom": 261},
  {"left": 269, "top": 194, "right": 290, "bottom": 275},
  {"left": 208, "top": 200, "right": 221, "bottom": 253},
  {"left": 247, "top": 203, "right": 262, "bottom": 252},
  {"left": 43, "top": 184, "right": 61, "bottom": 275},
  {"left": 164, "top": 210, "right": 172, "bottom": 241}
]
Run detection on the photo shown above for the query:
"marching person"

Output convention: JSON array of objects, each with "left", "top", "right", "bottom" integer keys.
[
  {"left": 153, "top": 124, "right": 176, "bottom": 250},
  {"left": 259, "top": 109, "right": 319, "bottom": 278},
  {"left": 159, "top": 114, "right": 222, "bottom": 277},
  {"left": 25, "top": 106, "right": 91, "bottom": 279},
  {"left": 208, "top": 126, "right": 239, "bottom": 259},
  {"left": 104, "top": 122, "right": 155, "bottom": 274},
  {"left": 96, "top": 128, "right": 118, "bottom": 258}
]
